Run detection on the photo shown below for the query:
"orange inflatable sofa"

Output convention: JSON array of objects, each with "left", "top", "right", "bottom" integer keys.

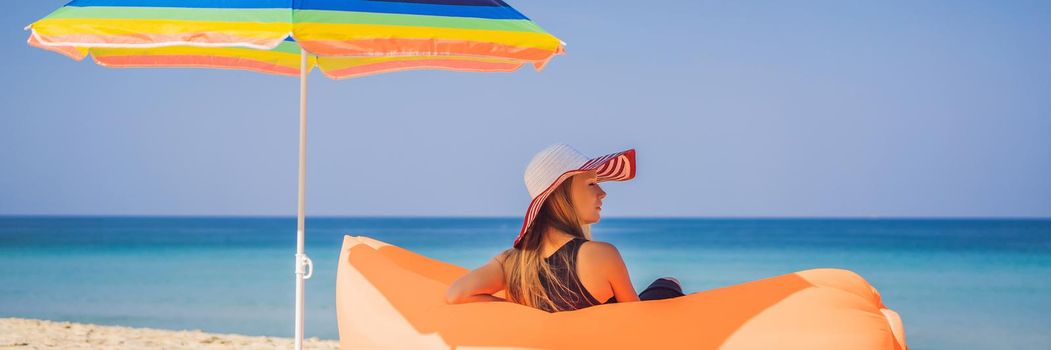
[{"left": 336, "top": 235, "right": 908, "bottom": 349}]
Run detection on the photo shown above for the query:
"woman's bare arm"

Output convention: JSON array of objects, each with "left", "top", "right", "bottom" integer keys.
[{"left": 445, "top": 252, "right": 509, "bottom": 304}]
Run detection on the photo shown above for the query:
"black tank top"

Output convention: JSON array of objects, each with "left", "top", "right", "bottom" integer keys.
[{"left": 536, "top": 237, "right": 617, "bottom": 312}]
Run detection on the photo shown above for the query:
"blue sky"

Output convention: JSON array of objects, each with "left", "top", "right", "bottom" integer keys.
[{"left": 1, "top": 1, "right": 1049, "bottom": 217}]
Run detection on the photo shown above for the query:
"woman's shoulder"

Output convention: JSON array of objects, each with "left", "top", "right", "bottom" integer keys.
[
  {"left": 577, "top": 240, "right": 625, "bottom": 266},
  {"left": 579, "top": 239, "right": 620, "bottom": 253}
]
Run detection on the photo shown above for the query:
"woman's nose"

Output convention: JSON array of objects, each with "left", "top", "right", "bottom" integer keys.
[{"left": 597, "top": 186, "right": 606, "bottom": 199}]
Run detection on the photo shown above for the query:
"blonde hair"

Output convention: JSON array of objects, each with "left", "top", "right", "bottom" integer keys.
[{"left": 502, "top": 175, "right": 593, "bottom": 312}]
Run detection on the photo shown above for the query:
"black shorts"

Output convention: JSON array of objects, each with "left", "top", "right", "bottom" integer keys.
[{"left": 638, "top": 277, "right": 685, "bottom": 301}]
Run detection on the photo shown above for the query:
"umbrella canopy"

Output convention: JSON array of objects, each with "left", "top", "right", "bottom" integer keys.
[
  {"left": 27, "top": 0, "right": 563, "bottom": 78},
  {"left": 25, "top": 1, "right": 563, "bottom": 349}
]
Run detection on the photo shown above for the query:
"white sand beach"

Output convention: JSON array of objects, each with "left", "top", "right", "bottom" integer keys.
[{"left": 0, "top": 317, "right": 339, "bottom": 350}]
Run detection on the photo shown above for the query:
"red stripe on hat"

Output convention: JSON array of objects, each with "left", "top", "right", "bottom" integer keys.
[
  {"left": 597, "top": 154, "right": 627, "bottom": 178},
  {"left": 616, "top": 150, "right": 637, "bottom": 180},
  {"left": 582, "top": 158, "right": 597, "bottom": 169},
  {"left": 595, "top": 159, "right": 613, "bottom": 177},
  {"left": 584, "top": 154, "right": 613, "bottom": 170},
  {"left": 614, "top": 157, "right": 632, "bottom": 180},
  {"left": 598, "top": 157, "right": 624, "bottom": 180},
  {"left": 612, "top": 156, "right": 629, "bottom": 179},
  {"left": 580, "top": 156, "right": 601, "bottom": 170}
]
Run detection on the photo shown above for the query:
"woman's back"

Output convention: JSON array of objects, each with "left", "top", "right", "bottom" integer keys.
[{"left": 537, "top": 237, "right": 617, "bottom": 312}]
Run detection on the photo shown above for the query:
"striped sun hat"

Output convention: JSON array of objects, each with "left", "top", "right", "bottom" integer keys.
[{"left": 514, "top": 144, "right": 637, "bottom": 248}]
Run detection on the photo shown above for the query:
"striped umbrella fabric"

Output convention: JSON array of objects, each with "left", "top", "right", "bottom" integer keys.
[{"left": 26, "top": 0, "right": 564, "bottom": 79}]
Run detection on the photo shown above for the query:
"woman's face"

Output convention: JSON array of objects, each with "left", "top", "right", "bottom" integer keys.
[{"left": 569, "top": 171, "right": 606, "bottom": 224}]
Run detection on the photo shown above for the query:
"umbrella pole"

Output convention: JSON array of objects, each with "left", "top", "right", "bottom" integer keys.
[{"left": 294, "top": 50, "right": 314, "bottom": 350}]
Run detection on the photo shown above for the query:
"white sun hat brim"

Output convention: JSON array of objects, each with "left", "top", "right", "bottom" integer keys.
[{"left": 514, "top": 144, "right": 636, "bottom": 248}]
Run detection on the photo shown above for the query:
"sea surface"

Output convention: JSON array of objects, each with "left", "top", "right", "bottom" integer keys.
[{"left": 1, "top": 217, "right": 1049, "bottom": 349}]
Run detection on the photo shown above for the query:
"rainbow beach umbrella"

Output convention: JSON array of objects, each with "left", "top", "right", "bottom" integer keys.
[{"left": 25, "top": 0, "right": 563, "bottom": 348}]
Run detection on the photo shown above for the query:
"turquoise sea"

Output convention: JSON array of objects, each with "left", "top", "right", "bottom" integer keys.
[{"left": 1, "top": 217, "right": 1049, "bottom": 349}]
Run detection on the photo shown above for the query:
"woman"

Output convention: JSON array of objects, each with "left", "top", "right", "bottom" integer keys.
[{"left": 445, "top": 144, "right": 684, "bottom": 312}]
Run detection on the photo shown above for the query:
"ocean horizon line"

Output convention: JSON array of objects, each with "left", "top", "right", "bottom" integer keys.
[{"left": 1, "top": 214, "right": 1049, "bottom": 221}]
